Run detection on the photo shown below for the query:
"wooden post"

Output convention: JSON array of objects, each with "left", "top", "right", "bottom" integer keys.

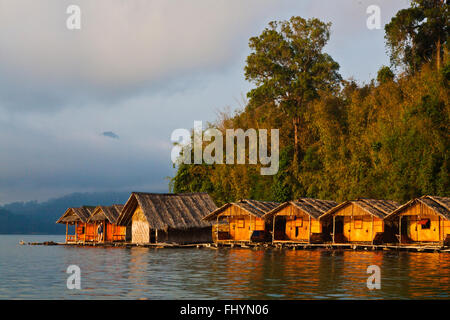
[
  {"left": 308, "top": 215, "right": 311, "bottom": 244},
  {"left": 399, "top": 216, "right": 402, "bottom": 244},
  {"left": 65, "top": 223, "right": 68, "bottom": 243},
  {"left": 155, "top": 229, "right": 158, "bottom": 244},
  {"left": 272, "top": 215, "right": 276, "bottom": 243},
  {"left": 332, "top": 215, "right": 335, "bottom": 244},
  {"left": 249, "top": 215, "right": 252, "bottom": 242},
  {"left": 216, "top": 215, "right": 219, "bottom": 243},
  {"left": 371, "top": 215, "right": 374, "bottom": 245},
  {"left": 75, "top": 221, "right": 78, "bottom": 242},
  {"left": 438, "top": 216, "right": 441, "bottom": 245}
]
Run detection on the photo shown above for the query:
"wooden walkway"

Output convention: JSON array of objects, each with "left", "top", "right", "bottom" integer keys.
[{"left": 22, "top": 240, "right": 450, "bottom": 253}]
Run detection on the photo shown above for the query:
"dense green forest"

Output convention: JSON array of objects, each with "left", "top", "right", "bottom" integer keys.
[{"left": 171, "top": 0, "right": 449, "bottom": 206}]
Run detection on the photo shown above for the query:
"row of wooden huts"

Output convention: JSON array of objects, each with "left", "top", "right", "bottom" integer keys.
[{"left": 56, "top": 193, "right": 450, "bottom": 247}]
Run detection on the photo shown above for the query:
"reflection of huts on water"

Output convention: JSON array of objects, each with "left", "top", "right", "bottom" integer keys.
[
  {"left": 384, "top": 196, "right": 450, "bottom": 246},
  {"left": 319, "top": 199, "right": 399, "bottom": 244},
  {"left": 87, "top": 205, "right": 128, "bottom": 242},
  {"left": 56, "top": 206, "right": 96, "bottom": 243},
  {"left": 203, "top": 199, "right": 279, "bottom": 243},
  {"left": 116, "top": 192, "right": 217, "bottom": 245},
  {"left": 262, "top": 198, "right": 338, "bottom": 244}
]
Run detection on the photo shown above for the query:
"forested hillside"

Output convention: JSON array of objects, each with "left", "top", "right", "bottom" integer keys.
[{"left": 171, "top": 1, "right": 449, "bottom": 206}]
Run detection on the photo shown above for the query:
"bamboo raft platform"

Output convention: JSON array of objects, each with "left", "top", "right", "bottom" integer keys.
[{"left": 21, "top": 240, "right": 450, "bottom": 253}]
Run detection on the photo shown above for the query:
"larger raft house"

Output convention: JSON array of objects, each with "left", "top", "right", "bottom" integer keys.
[
  {"left": 116, "top": 192, "right": 217, "bottom": 245},
  {"left": 262, "top": 198, "right": 338, "bottom": 244},
  {"left": 203, "top": 199, "right": 279, "bottom": 243},
  {"left": 56, "top": 206, "right": 96, "bottom": 243},
  {"left": 384, "top": 195, "right": 450, "bottom": 246},
  {"left": 319, "top": 199, "right": 399, "bottom": 244}
]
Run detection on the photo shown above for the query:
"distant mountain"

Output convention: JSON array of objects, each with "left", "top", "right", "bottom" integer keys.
[{"left": 0, "top": 191, "right": 132, "bottom": 234}]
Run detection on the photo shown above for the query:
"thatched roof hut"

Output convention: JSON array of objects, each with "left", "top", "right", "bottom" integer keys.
[
  {"left": 262, "top": 198, "right": 338, "bottom": 243},
  {"left": 385, "top": 195, "right": 450, "bottom": 221},
  {"left": 87, "top": 204, "right": 126, "bottom": 242},
  {"left": 88, "top": 204, "right": 124, "bottom": 224},
  {"left": 203, "top": 199, "right": 279, "bottom": 221},
  {"left": 320, "top": 198, "right": 399, "bottom": 220},
  {"left": 384, "top": 195, "right": 450, "bottom": 245},
  {"left": 116, "top": 192, "right": 217, "bottom": 244},
  {"left": 117, "top": 192, "right": 216, "bottom": 230},
  {"left": 56, "top": 206, "right": 96, "bottom": 243},
  {"left": 56, "top": 206, "right": 96, "bottom": 224},
  {"left": 203, "top": 199, "right": 279, "bottom": 243},
  {"left": 263, "top": 198, "right": 338, "bottom": 221},
  {"left": 319, "top": 198, "right": 399, "bottom": 244}
]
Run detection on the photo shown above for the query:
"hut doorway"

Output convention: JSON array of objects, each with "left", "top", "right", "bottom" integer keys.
[
  {"left": 400, "top": 216, "right": 410, "bottom": 243},
  {"left": 149, "top": 229, "right": 157, "bottom": 244},
  {"left": 333, "top": 217, "right": 346, "bottom": 243},
  {"left": 274, "top": 216, "right": 287, "bottom": 241}
]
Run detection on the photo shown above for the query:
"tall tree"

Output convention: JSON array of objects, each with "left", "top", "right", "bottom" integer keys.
[
  {"left": 244, "top": 17, "right": 341, "bottom": 174},
  {"left": 385, "top": 0, "right": 449, "bottom": 72}
]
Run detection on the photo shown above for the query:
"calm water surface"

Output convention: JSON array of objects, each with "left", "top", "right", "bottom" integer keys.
[{"left": 0, "top": 235, "right": 449, "bottom": 299}]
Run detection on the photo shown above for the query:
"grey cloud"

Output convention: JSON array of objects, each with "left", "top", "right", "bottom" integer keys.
[
  {"left": 102, "top": 131, "right": 119, "bottom": 139},
  {"left": 0, "top": 0, "right": 277, "bottom": 112}
]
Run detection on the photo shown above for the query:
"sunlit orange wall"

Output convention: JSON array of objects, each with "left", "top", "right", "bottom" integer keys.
[
  {"left": 274, "top": 205, "right": 322, "bottom": 241},
  {"left": 397, "top": 202, "right": 450, "bottom": 242},
  {"left": 218, "top": 205, "right": 265, "bottom": 241},
  {"left": 334, "top": 203, "right": 384, "bottom": 242}
]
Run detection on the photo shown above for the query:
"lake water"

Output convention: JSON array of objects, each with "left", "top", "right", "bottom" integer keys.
[{"left": 0, "top": 235, "right": 449, "bottom": 299}]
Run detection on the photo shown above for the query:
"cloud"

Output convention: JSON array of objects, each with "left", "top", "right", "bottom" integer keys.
[
  {"left": 0, "top": 0, "right": 412, "bottom": 204},
  {"left": 0, "top": 0, "right": 278, "bottom": 111},
  {"left": 102, "top": 131, "right": 119, "bottom": 139}
]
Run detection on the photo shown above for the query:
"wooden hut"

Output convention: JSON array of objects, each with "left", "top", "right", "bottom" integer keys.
[
  {"left": 56, "top": 206, "right": 96, "bottom": 243},
  {"left": 384, "top": 195, "right": 450, "bottom": 245},
  {"left": 87, "top": 205, "right": 128, "bottom": 242},
  {"left": 263, "top": 198, "right": 338, "bottom": 244},
  {"left": 319, "top": 199, "right": 399, "bottom": 244},
  {"left": 203, "top": 199, "right": 279, "bottom": 243},
  {"left": 116, "top": 192, "right": 217, "bottom": 244}
]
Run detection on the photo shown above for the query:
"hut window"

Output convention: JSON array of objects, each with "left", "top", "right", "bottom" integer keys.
[
  {"left": 419, "top": 219, "right": 431, "bottom": 229},
  {"left": 354, "top": 218, "right": 363, "bottom": 229},
  {"left": 295, "top": 227, "right": 299, "bottom": 237},
  {"left": 237, "top": 219, "right": 245, "bottom": 228}
]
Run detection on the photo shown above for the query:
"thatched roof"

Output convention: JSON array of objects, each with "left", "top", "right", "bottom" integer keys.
[
  {"left": 263, "top": 198, "right": 338, "bottom": 220},
  {"left": 56, "top": 206, "right": 96, "bottom": 224},
  {"left": 203, "top": 199, "right": 279, "bottom": 221},
  {"left": 116, "top": 192, "right": 217, "bottom": 230},
  {"left": 320, "top": 198, "right": 399, "bottom": 220},
  {"left": 385, "top": 195, "right": 450, "bottom": 221},
  {"left": 88, "top": 205, "right": 124, "bottom": 223}
]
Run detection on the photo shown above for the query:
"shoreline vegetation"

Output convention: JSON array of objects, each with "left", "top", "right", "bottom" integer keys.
[{"left": 171, "top": 2, "right": 449, "bottom": 208}]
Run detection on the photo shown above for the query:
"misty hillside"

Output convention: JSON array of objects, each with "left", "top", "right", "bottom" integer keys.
[{"left": 0, "top": 191, "right": 132, "bottom": 234}]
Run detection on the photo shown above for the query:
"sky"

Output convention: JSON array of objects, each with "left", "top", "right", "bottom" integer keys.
[{"left": 0, "top": 0, "right": 410, "bottom": 204}]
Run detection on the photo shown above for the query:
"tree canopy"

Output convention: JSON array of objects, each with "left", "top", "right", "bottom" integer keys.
[
  {"left": 171, "top": 8, "right": 449, "bottom": 206},
  {"left": 385, "top": 0, "right": 449, "bottom": 72}
]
